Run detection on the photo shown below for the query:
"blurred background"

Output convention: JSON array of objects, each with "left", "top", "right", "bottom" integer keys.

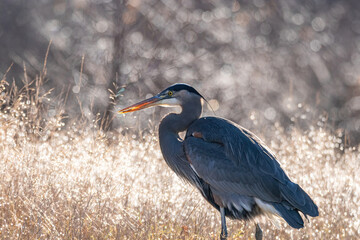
[{"left": 1, "top": 0, "right": 360, "bottom": 143}]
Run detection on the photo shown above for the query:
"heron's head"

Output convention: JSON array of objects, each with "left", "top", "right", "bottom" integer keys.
[{"left": 118, "top": 83, "right": 204, "bottom": 114}]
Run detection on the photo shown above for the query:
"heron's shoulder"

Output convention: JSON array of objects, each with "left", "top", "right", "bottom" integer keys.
[
  {"left": 191, "top": 116, "right": 239, "bottom": 129},
  {"left": 187, "top": 116, "right": 277, "bottom": 163},
  {"left": 188, "top": 116, "right": 249, "bottom": 137},
  {"left": 186, "top": 117, "right": 251, "bottom": 147}
]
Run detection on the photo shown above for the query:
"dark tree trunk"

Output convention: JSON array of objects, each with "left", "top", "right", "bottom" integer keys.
[{"left": 102, "top": 0, "right": 126, "bottom": 130}]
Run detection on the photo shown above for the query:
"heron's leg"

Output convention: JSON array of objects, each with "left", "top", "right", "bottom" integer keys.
[
  {"left": 255, "top": 223, "right": 263, "bottom": 240},
  {"left": 220, "top": 207, "right": 227, "bottom": 240}
]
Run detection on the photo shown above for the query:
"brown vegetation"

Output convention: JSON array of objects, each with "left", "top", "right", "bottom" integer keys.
[{"left": 0, "top": 69, "right": 359, "bottom": 239}]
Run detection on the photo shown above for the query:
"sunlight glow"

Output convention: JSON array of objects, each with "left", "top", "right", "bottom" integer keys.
[{"left": 0, "top": 80, "right": 359, "bottom": 239}]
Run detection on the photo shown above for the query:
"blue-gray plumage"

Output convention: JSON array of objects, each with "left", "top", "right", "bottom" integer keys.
[{"left": 118, "top": 83, "right": 319, "bottom": 240}]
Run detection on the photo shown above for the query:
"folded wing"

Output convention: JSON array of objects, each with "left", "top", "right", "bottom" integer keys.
[{"left": 184, "top": 117, "right": 318, "bottom": 227}]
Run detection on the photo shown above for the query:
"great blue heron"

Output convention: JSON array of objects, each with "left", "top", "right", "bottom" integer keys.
[{"left": 118, "top": 83, "right": 319, "bottom": 239}]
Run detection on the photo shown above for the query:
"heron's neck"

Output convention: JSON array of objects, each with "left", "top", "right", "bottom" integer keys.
[
  {"left": 159, "top": 98, "right": 202, "bottom": 135},
  {"left": 158, "top": 97, "right": 202, "bottom": 179}
]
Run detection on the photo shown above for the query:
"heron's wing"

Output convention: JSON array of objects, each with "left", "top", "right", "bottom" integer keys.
[
  {"left": 184, "top": 132, "right": 282, "bottom": 202},
  {"left": 184, "top": 117, "right": 318, "bottom": 216}
]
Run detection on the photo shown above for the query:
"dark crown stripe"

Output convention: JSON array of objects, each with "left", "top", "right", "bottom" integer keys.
[{"left": 165, "top": 83, "right": 204, "bottom": 99}]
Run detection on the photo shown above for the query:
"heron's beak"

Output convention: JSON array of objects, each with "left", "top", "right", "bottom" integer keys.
[{"left": 118, "top": 96, "right": 162, "bottom": 114}]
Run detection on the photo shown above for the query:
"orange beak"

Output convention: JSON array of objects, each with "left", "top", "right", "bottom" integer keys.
[{"left": 118, "top": 96, "right": 161, "bottom": 114}]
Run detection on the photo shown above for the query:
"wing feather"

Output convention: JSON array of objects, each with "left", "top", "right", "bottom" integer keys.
[{"left": 184, "top": 117, "right": 318, "bottom": 217}]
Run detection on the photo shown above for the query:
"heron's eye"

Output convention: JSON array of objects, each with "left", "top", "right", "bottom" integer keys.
[{"left": 168, "top": 91, "right": 173, "bottom": 97}]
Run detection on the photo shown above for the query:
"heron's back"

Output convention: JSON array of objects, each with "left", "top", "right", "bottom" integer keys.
[{"left": 184, "top": 116, "right": 318, "bottom": 228}]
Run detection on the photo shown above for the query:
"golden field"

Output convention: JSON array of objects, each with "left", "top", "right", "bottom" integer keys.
[{"left": 0, "top": 76, "right": 359, "bottom": 240}]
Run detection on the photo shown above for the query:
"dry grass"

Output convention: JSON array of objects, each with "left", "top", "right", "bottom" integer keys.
[{"left": 0, "top": 74, "right": 359, "bottom": 240}]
